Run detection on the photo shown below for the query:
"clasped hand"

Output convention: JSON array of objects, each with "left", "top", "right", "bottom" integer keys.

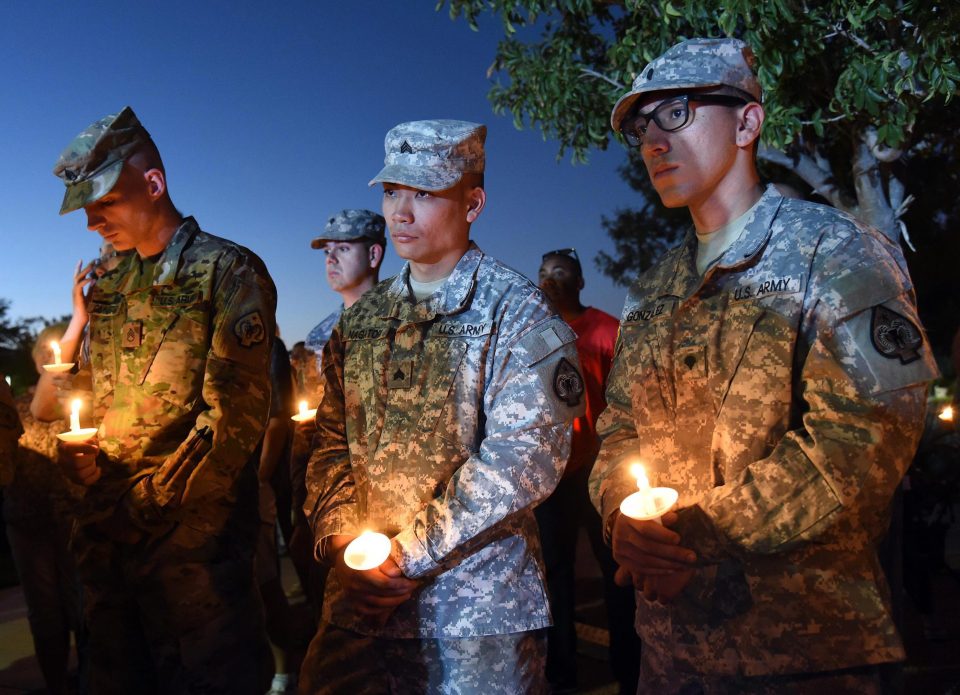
[
  {"left": 328, "top": 534, "right": 421, "bottom": 621},
  {"left": 612, "top": 510, "right": 697, "bottom": 603}
]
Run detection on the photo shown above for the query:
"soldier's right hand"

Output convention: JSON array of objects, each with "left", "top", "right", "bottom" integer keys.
[
  {"left": 330, "top": 535, "right": 421, "bottom": 616},
  {"left": 58, "top": 440, "right": 101, "bottom": 486}
]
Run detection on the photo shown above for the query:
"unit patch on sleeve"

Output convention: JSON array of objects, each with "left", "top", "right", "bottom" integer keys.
[
  {"left": 234, "top": 311, "right": 266, "bottom": 348},
  {"left": 553, "top": 357, "right": 584, "bottom": 406},
  {"left": 870, "top": 305, "right": 922, "bottom": 364}
]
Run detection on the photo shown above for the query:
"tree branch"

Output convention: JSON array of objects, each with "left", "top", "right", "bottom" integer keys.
[
  {"left": 853, "top": 137, "right": 898, "bottom": 240},
  {"left": 579, "top": 67, "right": 624, "bottom": 90},
  {"left": 758, "top": 144, "right": 847, "bottom": 211}
]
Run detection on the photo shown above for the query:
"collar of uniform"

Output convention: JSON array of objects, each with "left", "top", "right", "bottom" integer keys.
[
  {"left": 712, "top": 185, "right": 783, "bottom": 270},
  {"left": 381, "top": 243, "right": 484, "bottom": 322},
  {"left": 153, "top": 217, "right": 201, "bottom": 287}
]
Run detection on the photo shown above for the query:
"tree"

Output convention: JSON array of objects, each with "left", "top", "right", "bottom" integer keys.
[
  {"left": 441, "top": 0, "right": 958, "bottom": 240},
  {"left": 441, "top": 0, "right": 960, "bottom": 355}
]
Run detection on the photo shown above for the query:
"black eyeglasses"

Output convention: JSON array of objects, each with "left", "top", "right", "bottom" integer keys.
[{"left": 620, "top": 94, "right": 748, "bottom": 147}]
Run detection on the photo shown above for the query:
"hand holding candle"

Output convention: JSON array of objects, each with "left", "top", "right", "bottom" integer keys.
[
  {"left": 619, "top": 463, "right": 678, "bottom": 524},
  {"left": 343, "top": 530, "right": 392, "bottom": 571},
  {"left": 42, "top": 340, "right": 75, "bottom": 374},
  {"left": 291, "top": 399, "right": 317, "bottom": 423},
  {"left": 57, "top": 398, "right": 98, "bottom": 443}
]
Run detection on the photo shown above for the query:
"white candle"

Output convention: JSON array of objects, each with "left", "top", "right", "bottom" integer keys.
[
  {"left": 42, "top": 340, "right": 74, "bottom": 373},
  {"left": 70, "top": 398, "right": 81, "bottom": 432},
  {"left": 291, "top": 399, "right": 317, "bottom": 423},
  {"left": 343, "top": 530, "right": 392, "bottom": 571},
  {"left": 619, "top": 462, "right": 678, "bottom": 523},
  {"left": 57, "top": 398, "right": 98, "bottom": 443}
]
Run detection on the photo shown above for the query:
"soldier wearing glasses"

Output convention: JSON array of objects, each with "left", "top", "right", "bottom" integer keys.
[{"left": 590, "top": 38, "right": 937, "bottom": 692}]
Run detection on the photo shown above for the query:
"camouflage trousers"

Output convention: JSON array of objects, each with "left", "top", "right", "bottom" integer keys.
[
  {"left": 73, "top": 517, "right": 273, "bottom": 695},
  {"left": 639, "top": 646, "right": 884, "bottom": 695},
  {"left": 298, "top": 621, "right": 548, "bottom": 694}
]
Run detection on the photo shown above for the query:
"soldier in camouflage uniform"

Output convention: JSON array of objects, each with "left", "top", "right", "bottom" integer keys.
[
  {"left": 301, "top": 208, "right": 387, "bottom": 398},
  {"left": 591, "top": 39, "right": 939, "bottom": 693},
  {"left": 52, "top": 106, "right": 276, "bottom": 694},
  {"left": 300, "top": 120, "right": 585, "bottom": 694},
  {"left": 291, "top": 210, "right": 388, "bottom": 625}
]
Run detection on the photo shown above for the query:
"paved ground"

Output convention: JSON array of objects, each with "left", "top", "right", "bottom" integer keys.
[{"left": 1, "top": 522, "right": 958, "bottom": 694}]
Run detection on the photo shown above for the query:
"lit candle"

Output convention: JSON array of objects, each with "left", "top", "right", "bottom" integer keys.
[
  {"left": 291, "top": 399, "right": 317, "bottom": 423},
  {"left": 57, "top": 398, "right": 98, "bottom": 443},
  {"left": 619, "top": 462, "right": 678, "bottom": 524},
  {"left": 939, "top": 405, "right": 954, "bottom": 422},
  {"left": 343, "top": 530, "right": 392, "bottom": 571},
  {"left": 42, "top": 340, "right": 75, "bottom": 373}
]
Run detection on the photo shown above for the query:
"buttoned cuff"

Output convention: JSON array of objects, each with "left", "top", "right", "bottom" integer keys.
[{"left": 391, "top": 525, "right": 438, "bottom": 579}]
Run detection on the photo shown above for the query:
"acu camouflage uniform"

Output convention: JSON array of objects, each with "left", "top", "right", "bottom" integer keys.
[
  {"left": 590, "top": 185, "right": 938, "bottom": 687},
  {"left": 74, "top": 216, "right": 277, "bottom": 694},
  {"left": 305, "top": 243, "right": 584, "bottom": 639}
]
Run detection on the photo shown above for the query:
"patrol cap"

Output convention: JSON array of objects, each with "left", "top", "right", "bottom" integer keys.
[
  {"left": 369, "top": 120, "right": 486, "bottom": 192},
  {"left": 610, "top": 38, "right": 762, "bottom": 132},
  {"left": 310, "top": 209, "right": 387, "bottom": 249},
  {"left": 52, "top": 106, "right": 153, "bottom": 215}
]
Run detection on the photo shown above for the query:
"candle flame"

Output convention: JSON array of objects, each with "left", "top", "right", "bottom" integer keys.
[
  {"left": 630, "top": 462, "right": 650, "bottom": 491},
  {"left": 70, "top": 398, "right": 82, "bottom": 432},
  {"left": 940, "top": 405, "right": 954, "bottom": 422}
]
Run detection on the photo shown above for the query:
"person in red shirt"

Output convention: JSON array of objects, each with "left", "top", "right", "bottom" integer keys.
[{"left": 536, "top": 248, "right": 639, "bottom": 694}]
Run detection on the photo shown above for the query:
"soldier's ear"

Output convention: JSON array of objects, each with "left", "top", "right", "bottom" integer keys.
[
  {"left": 368, "top": 243, "right": 384, "bottom": 269},
  {"left": 465, "top": 186, "right": 486, "bottom": 224},
  {"left": 736, "top": 102, "right": 764, "bottom": 149},
  {"left": 143, "top": 168, "right": 166, "bottom": 201}
]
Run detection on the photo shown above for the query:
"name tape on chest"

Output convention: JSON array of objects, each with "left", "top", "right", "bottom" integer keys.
[
  {"left": 731, "top": 274, "right": 803, "bottom": 302},
  {"left": 624, "top": 298, "right": 677, "bottom": 324},
  {"left": 151, "top": 291, "right": 202, "bottom": 308},
  {"left": 345, "top": 328, "right": 390, "bottom": 341},
  {"left": 433, "top": 321, "right": 492, "bottom": 338}
]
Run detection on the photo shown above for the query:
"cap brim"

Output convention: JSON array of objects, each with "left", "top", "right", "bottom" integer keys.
[
  {"left": 58, "top": 159, "right": 124, "bottom": 215},
  {"left": 368, "top": 163, "right": 462, "bottom": 192},
  {"left": 610, "top": 81, "right": 724, "bottom": 132}
]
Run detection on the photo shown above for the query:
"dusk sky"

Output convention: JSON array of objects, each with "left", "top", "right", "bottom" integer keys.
[{"left": 1, "top": 2, "right": 653, "bottom": 343}]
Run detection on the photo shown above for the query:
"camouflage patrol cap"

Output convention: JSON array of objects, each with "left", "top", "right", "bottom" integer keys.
[
  {"left": 610, "top": 38, "right": 762, "bottom": 132},
  {"left": 369, "top": 120, "right": 486, "bottom": 192},
  {"left": 310, "top": 209, "right": 387, "bottom": 249},
  {"left": 52, "top": 106, "right": 153, "bottom": 215}
]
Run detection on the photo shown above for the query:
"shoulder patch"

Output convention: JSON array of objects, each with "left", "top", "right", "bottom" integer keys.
[
  {"left": 512, "top": 318, "right": 577, "bottom": 367},
  {"left": 234, "top": 311, "right": 266, "bottom": 348},
  {"left": 871, "top": 305, "right": 922, "bottom": 364},
  {"left": 553, "top": 357, "right": 584, "bottom": 406}
]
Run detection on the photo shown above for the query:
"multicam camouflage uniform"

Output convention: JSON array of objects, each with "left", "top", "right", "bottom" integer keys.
[
  {"left": 303, "top": 243, "right": 584, "bottom": 690},
  {"left": 590, "top": 185, "right": 938, "bottom": 690},
  {"left": 75, "top": 216, "right": 277, "bottom": 694}
]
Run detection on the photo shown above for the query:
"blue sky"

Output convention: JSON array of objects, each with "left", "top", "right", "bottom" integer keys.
[{"left": 1, "top": 1, "right": 653, "bottom": 342}]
